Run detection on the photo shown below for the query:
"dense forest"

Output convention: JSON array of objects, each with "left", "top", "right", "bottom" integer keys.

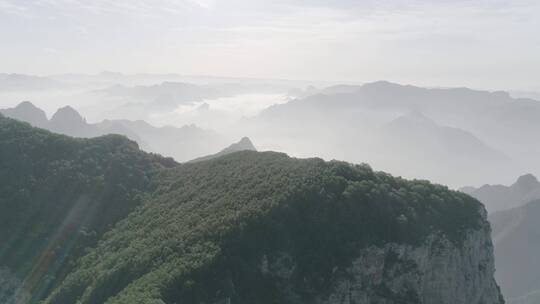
[
  {"left": 0, "top": 114, "right": 487, "bottom": 303},
  {"left": 0, "top": 114, "right": 176, "bottom": 302}
]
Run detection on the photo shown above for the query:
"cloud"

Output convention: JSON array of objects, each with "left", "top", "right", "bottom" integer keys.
[
  {"left": 0, "top": 0, "right": 29, "bottom": 17},
  {"left": 187, "top": 0, "right": 214, "bottom": 9},
  {"left": 0, "top": 0, "right": 539, "bottom": 90}
]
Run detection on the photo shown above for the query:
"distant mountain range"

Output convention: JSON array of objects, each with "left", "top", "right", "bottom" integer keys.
[
  {"left": 0, "top": 101, "right": 229, "bottom": 162},
  {"left": 461, "top": 174, "right": 540, "bottom": 213},
  {"left": 3, "top": 79, "right": 540, "bottom": 187},
  {"left": 249, "top": 80, "right": 540, "bottom": 186},
  {"left": 371, "top": 111, "right": 510, "bottom": 185}
]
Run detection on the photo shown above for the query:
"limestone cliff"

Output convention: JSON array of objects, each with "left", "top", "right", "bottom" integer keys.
[
  {"left": 257, "top": 210, "right": 503, "bottom": 304},
  {"left": 323, "top": 231, "right": 502, "bottom": 303}
]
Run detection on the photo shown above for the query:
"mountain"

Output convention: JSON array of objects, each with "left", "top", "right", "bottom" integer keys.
[
  {"left": 0, "top": 114, "right": 503, "bottom": 304},
  {"left": 48, "top": 106, "right": 97, "bottom": 137},
  {"left": 461, "top": 174, "right": 540, "bottom": 213},
  {"left": 489, "top": 199, "right": 540, "bottom": 304},
  {"left": 253, "top": 81, "right": 540, "bottom": 186},
  {"left": 0, "top": 101, "right": 49, "bottom": 128},
  {"left": 366, "top": 111, "right": 512, "bottom": 186},
  {"left": 1, "top": 102, "right": 227, "bottom": 162},
  {"left": 190, "top": 136, "right": 256, "bottom": 162},
  {"left": 379, "top": 111, "right": 508, "bottom": 161}
]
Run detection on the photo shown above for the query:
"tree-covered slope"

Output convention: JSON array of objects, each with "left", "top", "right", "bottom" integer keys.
[
  {"left": 45, "top": 150, "right": 486, "bottom": 304},
  {"left": 0, "top": 114, "right": 175, "bottom": 302}
]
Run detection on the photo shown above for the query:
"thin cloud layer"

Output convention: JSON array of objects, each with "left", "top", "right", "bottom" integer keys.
[{"left": 0, "top": 0, "right": 539, "bottom": 90}]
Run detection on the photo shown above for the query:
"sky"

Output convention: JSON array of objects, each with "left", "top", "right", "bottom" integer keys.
[{"left": 1, "top": 0, "right": 539, "bottom": 90}]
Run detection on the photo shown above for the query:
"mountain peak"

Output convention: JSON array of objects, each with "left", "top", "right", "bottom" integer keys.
[
  {"left": 220, "top": 137, "right": 256, "bottom": 154},
  {"left": 236, "top": 137, "right": 256, "bottom": 150},
  {"left": 51, "top": 106, "right": 85, "bottom": 124},
  {"left": 0, "top": 101, "right": 48, "bottom": 127},
  {"left": 513, "top": 174, "right": 540, "bottom": 191},
  {"left": 15, "top": 101, "right": 40, "bottom": 110},
  {"left": 189, "top": 137, "right": 256, "bottom": 163},
  {"left": 49, "top": 106, "right": 89, "bottom": 137}
]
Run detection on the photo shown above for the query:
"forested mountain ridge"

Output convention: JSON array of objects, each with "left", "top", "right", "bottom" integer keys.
[
  {"left": 45, "top": 151, "right": 502, "bottom": 304},
  {"left": 0, "top": 114, "right": 503, "bottom": 303},
  {"left": 0, "top": 114, "right": 176, "bottom": 302}
]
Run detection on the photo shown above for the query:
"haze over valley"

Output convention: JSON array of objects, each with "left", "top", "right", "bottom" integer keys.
[{"left": 2, "top": 74, "right": 538, "bottom": 187}]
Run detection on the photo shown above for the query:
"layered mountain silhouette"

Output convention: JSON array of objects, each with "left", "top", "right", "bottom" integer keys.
[
  {"left": 365, "top": 111, "right": 511, "bottom": 186},
  {"left": 462, "top": 174, "right": 540, "bottom": 213},
  {"left": 0, "top": 102, "right": 227, "bottom": 162},
  {"left": 251, "top": 80, "right": 538, "bottom": 186}
]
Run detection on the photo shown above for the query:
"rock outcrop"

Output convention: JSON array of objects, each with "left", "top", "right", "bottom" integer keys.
[
  {"left": 256, "top": 211, "right": 503, "bottom": 304},
  {"left": 323, "top": 231, "right": 502, "bottom": 304}
]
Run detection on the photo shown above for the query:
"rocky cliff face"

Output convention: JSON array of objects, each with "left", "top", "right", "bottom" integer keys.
[
  {"left": 323, "top": 231, "right": 502, "bottom": 304},
  {"left": 258, "top": 211, "right": 503, "bottom": 304}
]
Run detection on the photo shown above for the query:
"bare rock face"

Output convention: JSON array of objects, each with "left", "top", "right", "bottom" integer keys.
[
  {"left": 323, "top": 231, "right": 502, "bottom": 304},
  {"left": 259, "top": 212, "right": 503, "bottom": 304}
]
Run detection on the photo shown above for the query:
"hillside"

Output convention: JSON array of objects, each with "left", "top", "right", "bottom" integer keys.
[
  {"left": 0, "top": 114, "right": 176, "bottom": 302},
  {"left": 45, "top": 157, "right": 500, "bottom": 304},
  {"left": 0, "top": 114, "right": 503, "bottom": 303}
]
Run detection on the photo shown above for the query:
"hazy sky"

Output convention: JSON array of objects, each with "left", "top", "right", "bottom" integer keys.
[{"left": 1, "top": 0, "right": 539, "bottom": 90}]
